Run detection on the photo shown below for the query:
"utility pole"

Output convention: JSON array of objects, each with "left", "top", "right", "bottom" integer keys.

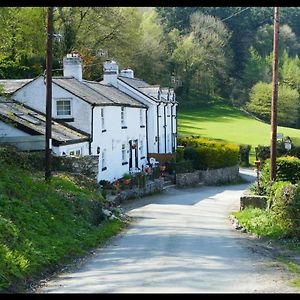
[
  {"left": 45, "top": 7, "right": 53, "bottom": 181},
  {"left": 270, "top": 7, "right": 279, "bottom": 184}
]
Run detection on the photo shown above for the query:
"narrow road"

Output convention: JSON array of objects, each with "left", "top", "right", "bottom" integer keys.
[{"left": 36, "top": 169, "right": 298, "bottom": 293}]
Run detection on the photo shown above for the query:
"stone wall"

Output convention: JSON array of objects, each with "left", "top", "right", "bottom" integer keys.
[
  {"left": 108, "top": 178, "right": 164, "bottom": 205},
  {"left": 53, "top": 155, "right": 99, "bottom": 179},
  {"left": 240, "top": 194, "right": 268, "bottom": 210},
  {"left": 176, "top": 170, "right": 201, "bottom": 187},
  {"left": 176, "top": 165, "right": 239, "bottom": 187},
  {"left": 199, "top": 165, "right": 239, "bottom": 185}
]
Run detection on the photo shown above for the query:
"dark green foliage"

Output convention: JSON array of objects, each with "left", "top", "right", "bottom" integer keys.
[
  {"left": 178, "top": 136, "right": 239, "bottom": 170},
  {"left": 260, "top": 157, "right": 300, "bottom": 196},
  {"left": 176, "top": 160, "right": 194, "bottom": 174},
  {"left": 269, "top": 182, "right": 300, "bottom": 236},
  {"left": 239, "top": 144, "right": 251, "bottom": 167},
  {"left": 176, "top": 146, "right": 185, "bottom": 162}
]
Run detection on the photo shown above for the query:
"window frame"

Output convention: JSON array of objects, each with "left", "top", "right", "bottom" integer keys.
[{"left": 55, "top": 98, "right": 72, "bottom": 118}]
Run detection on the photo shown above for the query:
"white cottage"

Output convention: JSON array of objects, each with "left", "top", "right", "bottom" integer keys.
[
  {"left": 101, "top": 61, "right": 178, "bottom": 156},
  {"left": 9, "top": 53, "right": 148, "bottom": 182},
  {"left": 0, "top": 97, "right": 89, "bottom": 155}
]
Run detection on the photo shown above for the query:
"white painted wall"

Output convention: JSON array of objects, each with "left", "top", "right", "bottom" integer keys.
[
  {"left": 92, "top": 106, "right": 147, "bottom": 182},
  {"left": 13, "top": 76, "right": 92, "bottom": 134},
  {"left": 0, "top": 121, "right": 30, "bottom": 137},
  {"left": 112, "top": 80, "right": 161, "bottom": 154},
  {"left": 0, "top": 120, "right": 89, "bottom": 156},
  {"left": 53, "top": 141, "right": 89, "bottom": 156}
]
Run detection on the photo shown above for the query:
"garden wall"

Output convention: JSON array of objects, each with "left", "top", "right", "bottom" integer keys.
[
  {"left": 107, "top": 178, "right": 165, "bottom": 205},
  {"left": 176, "top": 165, "right": 239, "bottom": 187}
]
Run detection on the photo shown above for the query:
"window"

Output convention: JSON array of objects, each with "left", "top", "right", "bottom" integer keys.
[
  {"left": 101, "top": 149, "right": 107, "bottom": 171},
  {"left": 140, "top": 109, "right": 143, "bottom": 126},
  {"left": 69, "top": 149, "right": 81, "bottom": 156},
  {"left": 139, "top": 139, "right": 144, "bottom": 158},
  {"left": 101, "top": 108, "right": 105, "bottom": 131},
  {"left": 56, "top": 99, "right": 71, "bottom": 117},
  {"left": 121, "top": 107, "right": 126, "bottom": 127},
  {"left": 121, "top": 143, "right": 127, "bottom": 165}
]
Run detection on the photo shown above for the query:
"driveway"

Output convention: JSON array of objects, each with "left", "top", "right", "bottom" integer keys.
[{"left": 36, "top": 169, "right": 299, "bottom": 293}]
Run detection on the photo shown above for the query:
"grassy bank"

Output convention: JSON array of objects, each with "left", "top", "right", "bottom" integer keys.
[
  {"left": 178, "top": 104, "right": 300, "bottom": 164},
  {"left": 231, "top": 207, "right": 300, "bottom": 288},
  {"left": 0, "top": 159, "right": 125, "bottom": 293}
]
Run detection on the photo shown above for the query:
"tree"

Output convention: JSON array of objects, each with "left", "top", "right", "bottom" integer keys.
[
  {"left": 132, "top": 10, "right": 170, "bottom": 85},
  {"left": 246, "top": 82, "right": 299, "bottom": 127},
  {"left": 170, "top": 12, "right": 232, "bottom": 102},
  {"left": 0, "top": 7, "right": 47, "bottom": 78}
]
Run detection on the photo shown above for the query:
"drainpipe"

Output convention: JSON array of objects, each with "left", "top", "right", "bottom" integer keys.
[
  {"left": 156, "top": 103, "right": 160, "bottom": 153},
  {"left": 145, "top": 107, "right": 149, "bottom": 164},
  {"left": 89, "top": 104, "right": 95, "bottom": 155},
  {"left": 164, "top": 103, "right": 167, "bottom": 153},
  {"left": 171, "top": 102, "right": 175, "bottom": 152}
]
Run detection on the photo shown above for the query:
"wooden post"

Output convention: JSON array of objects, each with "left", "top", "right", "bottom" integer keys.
[
  {"left": 45, "top": 7, "right": 53, "bottom": 181},
  {"left": 270, "top": 7, "right": 279, "bottom": 184}
]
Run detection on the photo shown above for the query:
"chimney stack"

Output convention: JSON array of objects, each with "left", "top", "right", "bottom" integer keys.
[{"left": 63, "top": 52, "right": 83, "bottom": 82}]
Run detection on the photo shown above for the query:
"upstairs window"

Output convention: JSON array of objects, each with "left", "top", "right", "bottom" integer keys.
[
  {"left": 121, "top": 107, "right": 126, "bottom": 128},
  {"left": 56, "top": 99, "right": 71, "bottom": 117},
  {"left": 101, "top": 108, "right": 105, "bottom": 131},
  {"left": 140, "top": 109, "right": 145, "bottom": 127}
]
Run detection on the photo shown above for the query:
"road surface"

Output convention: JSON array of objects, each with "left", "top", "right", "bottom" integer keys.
[{"left": 36, "top": 169, "right": 298, "bottom": 293}]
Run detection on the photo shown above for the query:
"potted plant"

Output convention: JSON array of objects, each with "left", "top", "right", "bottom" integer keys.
[{"left": 122, "top": 173, "right": 131, "bottom": 185}]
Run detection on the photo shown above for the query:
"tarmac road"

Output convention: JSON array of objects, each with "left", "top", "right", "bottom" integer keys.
[{"left": 36, "top": 169, "right": 299, "bottom": 293}]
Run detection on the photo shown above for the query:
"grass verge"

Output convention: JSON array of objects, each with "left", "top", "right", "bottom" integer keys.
[
  {"left": 0, "top": 160, "right": 126, "bottom": 293},
  {"left": 178, "top": 104, "right": 300, "bottom": 164}
]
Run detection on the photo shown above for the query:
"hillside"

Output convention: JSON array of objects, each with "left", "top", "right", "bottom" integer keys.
[
  {"left": 177, "top": 104, "right": 300, "bottom": 163},
  {"left": 0, "top": 147, "right": 125, "bottom": 293}
]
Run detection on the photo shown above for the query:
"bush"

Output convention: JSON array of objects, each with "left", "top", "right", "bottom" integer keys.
[
  {"left": 239, "top": 144, "right": 251, "bottom": 167},
  {"left": 269, "top": 182, "right": 300, "bottom": 236},
  {"left": 261, "top": 157, "right": 300, "bottom": 195},
  {"left": 175, "top": 160, "right": 195, "bottom": 174},
  {"left": 178, "top": 136, "right": 239, "bottom": 170}
]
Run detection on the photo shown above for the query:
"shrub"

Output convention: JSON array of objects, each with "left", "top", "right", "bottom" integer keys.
[
  {"left": 239, "top": 144, "right": 251, "bottom": 167},
  {"left": 261, "top": 157, "right": 300, "bottom": 193},
  {"left": 178, "top": 136, "right": 239, "bottom": 170},
  {"left": 176, "top": 146, "right": 185, "bottom": 162},
  {"left": 269, "top": 182, "right": 300, "bottom": 236},
  {"left": 175, "top": 160, "right": 195, "bottom": 174}
]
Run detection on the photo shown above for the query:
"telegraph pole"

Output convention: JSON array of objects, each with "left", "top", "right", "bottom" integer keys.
[
  {"left": 270, "top": 7, "right": 280, "bottom": 184},
  {"left": 45, "top": 7, "right": 53, "bottom": 181}
]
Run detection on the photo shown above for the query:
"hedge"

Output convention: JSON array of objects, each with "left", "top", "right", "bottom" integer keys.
[
  {"left": 178, "top": 136, "right": 239, "bottom": 170},
  {"left": 261, "top": 156, "right": 300, "bottom": 189}
]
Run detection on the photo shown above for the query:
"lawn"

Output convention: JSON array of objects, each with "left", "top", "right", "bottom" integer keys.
[{"left": 177, "top": 104, "right": 300, "bottom": 164}]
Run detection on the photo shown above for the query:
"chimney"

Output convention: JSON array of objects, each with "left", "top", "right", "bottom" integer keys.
[
  {"left": 102, "top": 60, "right": 119, "bottom": 86},
  {"left": 63, "top": 52, "right": 83, "bottom": 82},
  {"left": 120, "top": 68, "right": 134, "bottom": 79}
]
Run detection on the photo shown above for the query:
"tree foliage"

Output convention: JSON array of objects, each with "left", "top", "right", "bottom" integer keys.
[{"left": 246, "top": 82, "right": 299, "bottom": 127}]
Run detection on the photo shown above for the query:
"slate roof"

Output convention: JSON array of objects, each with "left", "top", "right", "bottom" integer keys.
[
  {"left": 53, "top": 77, "right": 113, "bottom": 106},
  {"left": 118, "top": 76, "right": 176, "bottom": 103},
  {"left": 0, "top": 97, "right": 89, "bottom": 146},
  {"left": 118, "top": 76, "right": 151, "bottom": 89},
  {"left": 52, "top": 77, "right": 146, "bottom": 108},
  {"left": 83, "top": 81, "right": 146, "bottom": 108},
  {"left": 0, "top": 79, "right": 33, "bottom": 94}
]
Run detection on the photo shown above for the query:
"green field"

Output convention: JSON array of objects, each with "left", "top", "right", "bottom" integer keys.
[{"left": 177, "top": 104, "right": 300, "bottom": 164}]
